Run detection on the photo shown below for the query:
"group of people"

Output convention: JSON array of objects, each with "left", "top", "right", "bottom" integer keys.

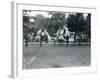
[
  {"left": 24, "top": 26, "right": 84, "bottom": 47},
  {"left": 24, "top": 28, "right": 50, "bottom": 47}
]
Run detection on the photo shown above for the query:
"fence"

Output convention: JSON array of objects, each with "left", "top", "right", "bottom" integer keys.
[{"left": 23, "top": 40, "right": 91, "bottom": 47}]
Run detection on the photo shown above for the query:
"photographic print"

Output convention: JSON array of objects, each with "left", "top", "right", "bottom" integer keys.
[
  {"left": 11, "top": 2, "right": 96, "bottom": 78},
  {"left": 23, "top": 10, "right": 91, "bottom": 69}
]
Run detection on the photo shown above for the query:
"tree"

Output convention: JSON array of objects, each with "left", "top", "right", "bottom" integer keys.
[
  {"left": 23, "top": 10, "right": 31, "bottom": 24},
  {"left": 33, "top": 14, "right": 50, "bottom": 30},
  {"left": 67, "top": 13, "right": 86, "bottom": 33},
  {"left": 48, "top": 12, "right": 66, "bottom": 32},
  {"left": 85, "top": 14, "right": 91, "bottom": 39},
  {"left": 33, "top": 12, "right": 67, "bottom": 37},
  {"left": 23, "top": 15, "right": 30, "bottom": 24}
]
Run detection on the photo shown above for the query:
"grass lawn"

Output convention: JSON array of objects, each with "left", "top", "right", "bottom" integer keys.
[{"left": 23, "top": 45, "right": 91, "bottom": 69}]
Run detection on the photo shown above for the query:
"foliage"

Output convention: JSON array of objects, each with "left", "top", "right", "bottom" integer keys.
[
  {"left": 67, "top": 13, "right": 86, "bottom": 33},
  {"left": 47, "top": 12, "right": 66, "bottom": 36},
  {"left": 85, "top": 14, "right": 91, "bottom": 38},
  {"left": 23, "top": 10, "right": 31, "bottom": 24},
  {"left": 23, "top": 11, "right": 91, "bottom": 39},
  {"left": 49, "top": 12, "right": 66, "bottom": 29}
]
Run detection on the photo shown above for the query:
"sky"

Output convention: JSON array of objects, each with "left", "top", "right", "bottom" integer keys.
[{"left": 26, "top": 11, "right": 73, "bottom": 18}]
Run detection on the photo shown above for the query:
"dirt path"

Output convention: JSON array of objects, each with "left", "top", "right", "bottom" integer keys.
[{"left": 23, "top": 46, "right": 90, "bottom": 69}]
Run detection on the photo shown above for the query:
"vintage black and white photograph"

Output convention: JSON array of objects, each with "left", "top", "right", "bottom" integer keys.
[{"left": 23, "top": 10, "right": 91, "bottom": 69}]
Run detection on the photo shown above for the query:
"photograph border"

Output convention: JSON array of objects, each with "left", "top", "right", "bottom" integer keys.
[{"left": 11, "top": 1, "right": 97, "bottom": 78}]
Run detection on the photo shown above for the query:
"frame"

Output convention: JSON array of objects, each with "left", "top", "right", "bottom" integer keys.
[{"left": 11, "top": 1, "right": 97, "bottom": 78}]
